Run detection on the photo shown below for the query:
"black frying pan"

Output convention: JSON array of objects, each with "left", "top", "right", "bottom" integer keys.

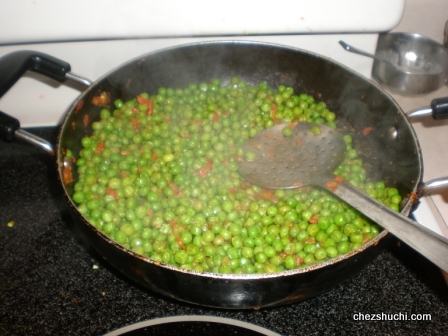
[{"left": 1, "top": 41, "right": 447, "bottom": 309}]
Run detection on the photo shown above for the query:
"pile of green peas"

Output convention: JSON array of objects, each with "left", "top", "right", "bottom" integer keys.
[{"left": 72, "top": 77, "right": 403, "bottom": 274}]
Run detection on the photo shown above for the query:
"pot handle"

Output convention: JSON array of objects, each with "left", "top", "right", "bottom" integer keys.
[
  {"left": 406, "top": 97, "right": 448, "bottom": 120},
  {"left": 0, "top": 50, "right": 91, "bottom": 97},
  {"left": 419, "top": 177, "right": 448, "bottom": 196},
  {"left": 0, "top": 110, "right": 55, "bottom": 155},
  {"left": 0, "top": 50, "right": 72, "bottom": 98},
  {"left": 0, "top": 50, "right": 91, "bottom": 153},
  {"left": 432, "top": 97, "right": 448, "bottom": 120}
]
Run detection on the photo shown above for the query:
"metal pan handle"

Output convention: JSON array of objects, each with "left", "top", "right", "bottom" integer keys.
[
  {"left": 406, "top": 97, "right": 448, "bottom": 120},
  {"left": 0, "top": 50, "right": 71, "bottom": 98},
  {"left": 405, "top": 98, "right": 448, "bottom": 196},
  {"left": 0, "top": 50, "right": 91, "bottom": 153},
  {"left": 432, "top": 97, "right": 448, "bottom": 120}
]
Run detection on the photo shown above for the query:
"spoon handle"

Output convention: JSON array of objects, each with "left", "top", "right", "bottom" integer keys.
[
  {"left": 338, "top": 40, "right": 396, "bottom": 67},
  {"left": 338, "top": 40, "right": 377, "bottom": 59},
  {"left": 330, "top": 181, "right": 448, "bottom": 272}
]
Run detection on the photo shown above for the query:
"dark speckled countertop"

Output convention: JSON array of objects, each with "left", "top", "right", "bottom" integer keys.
[{"left": 1, "top": 128, "right": 448, "bottom": 336}]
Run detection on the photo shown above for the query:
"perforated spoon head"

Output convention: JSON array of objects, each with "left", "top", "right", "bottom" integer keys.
[{"left": 238, "top": 122, "right": 347, "bottom": 189}]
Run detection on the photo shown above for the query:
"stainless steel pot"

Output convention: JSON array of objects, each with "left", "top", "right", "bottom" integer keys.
[
  {"left": 372, "top": 32, "right": 448, "bottom": 95},
  {"left": 1, "top": 41, "right": 448, "bottom": 309}
]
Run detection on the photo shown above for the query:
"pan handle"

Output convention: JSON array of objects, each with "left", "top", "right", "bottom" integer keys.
[
  {"left": 0, "top": 50, "right": 91, "bottom": 152},
  {"left": 406, "top": 97, "right": 448, "bottom": 120},
  {"left": 0, "top": 50, "right": 92, "bottom": 97},
  {"left": 0, "top": 110, "right": 55, "bottom": 155},
  {"left": 0, "top": 50, "right": 71, "bottom": 98},
  {"left": 419, "top": 177, "right": 448, "bottom": 196}
]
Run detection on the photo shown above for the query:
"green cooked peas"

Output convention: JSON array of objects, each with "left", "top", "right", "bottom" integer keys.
[
  {"left": 72, "top": 77, "right": 399, "bottom": 274},
  {"left": 314, "top": 248, "right": 327, "bottom": 261},
  {"left": 282, "top": 126, "right": 293, "bottom": 137}
]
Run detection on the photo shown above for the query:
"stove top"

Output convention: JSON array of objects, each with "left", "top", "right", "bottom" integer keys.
[{"left": 1, "top": 128, "right": 448, "bottom": 335}]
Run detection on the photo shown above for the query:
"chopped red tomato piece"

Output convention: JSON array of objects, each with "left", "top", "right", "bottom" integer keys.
[
  {"left": 362, "top": 127, "right": 374, "bottom": 136},
  {"left": 91, "top": 91, "right": 110, "bottom": 106},
  {"left": 212, "top": 111, "right": 220, "bottom": 123},
  {"left": 270, "top": 103, "right": 278, "bottom": 123},
  {"left": 94, "top": 142, "right": 105, "bottom": 154},
  {"left": 62, "top": 166, "right": 73, "bottom": 185},
  {"left": 136, "top": 95, "right": 154, "bottom": 115},
  {"left": 106, "top": 188, "right": 119, "bottom": 200},
  {"left": 83, "top": 114, "right": 89, "bottom": 127},
  {"left": 196, "top": 159, "right": 213, "bottom": 179},
  {"left": 131, "top": 118, "right": 140, "bottom": 131}
]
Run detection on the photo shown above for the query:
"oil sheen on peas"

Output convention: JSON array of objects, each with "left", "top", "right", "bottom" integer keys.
[{"left": 72, "top": 77, "right": 402, "bottom": 274}]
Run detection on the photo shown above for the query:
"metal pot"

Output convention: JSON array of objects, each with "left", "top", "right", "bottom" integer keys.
[
  {"left": 372, "top": 32, "right": 448, "bottom": 96},
  {"left": 1, "top": 41, "right": 448, "bottom": 309}
]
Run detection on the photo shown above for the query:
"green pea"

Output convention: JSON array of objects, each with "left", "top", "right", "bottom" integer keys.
[
  {"left": 350, "top": 231, "right": 364, "bottom": 244},
  {"left": 284, "top": 255, "right": 297, "bottom": 270},
  {"left": 202, "top": 230, "right": 215, "bottom": 243},
  {"left": 303, "top": 254, "right": 315, "bottom": 265},
  {"left": 326, "top": 246, "right": 339, "bottom": 258},
  {"left": 304, "top": 244, "right": 316, "bottom": 254},
  {"left": 263, "top": 246, "right": 276, "bottom": 258},
  {"left": 113, "top": 231, "right": 127, "bottom": 244},
  {"left": 318, "top": 216, "right": 331, "bottom": 230},
  {"left": 307, "top": 225, "right": 320, "bottom": 237},
  {"left": 333, "top": 213, "right": 347, "bottom": 226},
  {"left": 255, "top": 252, "right": 267, "bottom": 264},
  {"left": 282, "top": 126, "right": 293, "bottom": 137},
  {"left": 337, "top": 241, "right": 350, "bottom": 254},
  {"left": 315, "top": 231, "right": 327, "bottom": 243},
  {"left": 314, "top": 248, "right": 327, "bottom": 260},
  {"left": 301, "top": 210, "right": 313, "bottom": 221}
]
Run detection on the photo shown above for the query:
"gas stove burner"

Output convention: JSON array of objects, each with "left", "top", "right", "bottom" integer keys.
[{"left": 105, "top": 316, "right": 281, "bottom": 336}]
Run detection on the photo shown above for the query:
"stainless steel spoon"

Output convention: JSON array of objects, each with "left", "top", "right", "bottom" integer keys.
[
  {"left": 339, "top": 40, "right": 398, "bottom": 68},
  {"left": 238, "top": 122, "right": 448, "bottom": 272}
]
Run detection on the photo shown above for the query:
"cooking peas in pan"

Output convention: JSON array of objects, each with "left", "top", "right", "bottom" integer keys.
[{"left": 72, "top": 77, "right": 402, "bottom": 274}]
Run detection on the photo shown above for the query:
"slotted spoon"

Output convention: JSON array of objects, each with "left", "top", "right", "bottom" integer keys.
[{"left": 239, "top": 122, "right": 448, "bottom": 272}]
